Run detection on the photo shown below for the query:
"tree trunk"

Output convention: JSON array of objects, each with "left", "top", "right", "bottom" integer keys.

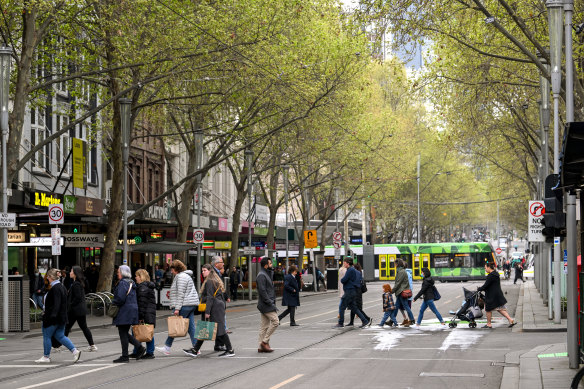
[
  {"left": 229, "top": 187, "right": 246, "bottom": 269},
  {"left": 175, "top": 148, "right": 198, "bottom": 261}
]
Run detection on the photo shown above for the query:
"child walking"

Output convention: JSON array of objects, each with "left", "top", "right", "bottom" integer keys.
[{"left": 378, "top": 284, "right": 398, "bottom": 327}]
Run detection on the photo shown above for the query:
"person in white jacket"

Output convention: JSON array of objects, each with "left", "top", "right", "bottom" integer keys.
[{"left": 156, "top": 260, "right": 199, "bottom": 356}]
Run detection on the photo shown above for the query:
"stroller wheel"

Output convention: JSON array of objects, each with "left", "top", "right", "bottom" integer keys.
[
  {"left": 469, "top": 322, "right": 476, "bottom": 328},
  {"left": 448, "top": 322, "right": 456, "bottom": 328}
]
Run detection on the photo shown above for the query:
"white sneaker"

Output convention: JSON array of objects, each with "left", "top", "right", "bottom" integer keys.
[
  {"left": 87, "top": 345, "right": 98, "bottom": 352},
  {"left": 72, "top": 349, "right": 81, "bottom": 363},
  {"left": 156, "top": 346, "right": 170, "bottom": 356},
  {"left": 35, "top": 356, "right": 50, "bottom": 363}
]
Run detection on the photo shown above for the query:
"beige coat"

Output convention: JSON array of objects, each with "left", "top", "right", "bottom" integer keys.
[{"left": 338, "top": 267, "right": 347, "bottom": 297}]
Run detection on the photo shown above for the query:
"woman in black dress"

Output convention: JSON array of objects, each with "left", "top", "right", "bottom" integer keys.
[{"left": 477, "top": 261, "right": 517, "bottom": 328}]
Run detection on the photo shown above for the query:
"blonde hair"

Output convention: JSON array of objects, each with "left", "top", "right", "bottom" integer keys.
[
  {"left": 135, "top": 269, "right": 150, "bottom": 282},
  {"left": 201, "top": 264, "right": 225, "bottom": 294},
  {"left": 46, "top": 268, "right": 59, "bottom": 281}
]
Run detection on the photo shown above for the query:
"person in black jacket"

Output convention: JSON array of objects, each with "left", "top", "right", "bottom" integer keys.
[
  {"left": 278, "top": 265, "right": 300, "bottom": 326},
  {"left": 130, "top": 269, "right": 156, "bottom": 359},
  {"left": 477, "top": 262, "right": 517, "bottom": 328},
  {"left": 35, "top": 268, "right": 81, "bottom": 364},
  {"left": 31, "top": 269, "right": 45, "bottom": 310},
  {"left": 413, "top": 268, "right": 445, "bottom": 326},
  {"left": 64, "top": 266, "right": 97, "bottom": 352},
  {"left": 256, "top": 257, "right": 278, "bottom": 353},
  {"left": 348, "top": 263, "right": 371, "bottom": 326}
]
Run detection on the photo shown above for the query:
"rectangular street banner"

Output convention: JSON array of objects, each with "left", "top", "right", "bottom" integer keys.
[{"left": 72, "top": 137, "right": 87, "bottom": 189}]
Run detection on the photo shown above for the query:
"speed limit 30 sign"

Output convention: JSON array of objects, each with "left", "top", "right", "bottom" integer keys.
[
  {"left": 49, "top": 204, "right": 64, "bottom": 225},
  {"left": 193, "top": 229, "right": 205, "bottom": 244}
]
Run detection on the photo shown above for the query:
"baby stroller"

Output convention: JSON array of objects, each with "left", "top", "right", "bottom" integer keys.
[{"left": 448, "top": 287, "right": 485, "bottom": 328}]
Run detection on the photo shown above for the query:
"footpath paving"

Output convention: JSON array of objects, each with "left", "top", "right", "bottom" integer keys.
[{"left": 500, "top": 280, "right": 577, "bottom": 389}]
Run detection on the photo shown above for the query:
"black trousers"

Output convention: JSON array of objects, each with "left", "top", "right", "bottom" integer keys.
[
  {"left": 117, "top": 325, "right": 141, "bottom": 357},
  {"left": 65, "top": 314, "right": 94, "bottom": 346},
  {"left": 278, "top": 306, "right": 296, "bottom": 323},
  {"left": 195, "top": 333, "right": 232, "bottom": 352},
  {"left": 349, "top": 292, "right": 370, "bottom": 324},
  {"left": 514, "top": 268, "right": 524, "bottom": 283}
]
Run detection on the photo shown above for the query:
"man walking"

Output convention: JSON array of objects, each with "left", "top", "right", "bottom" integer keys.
[
  {"left": 256, "top": 257, "right": 279, "bottom": 353},
  {"left": 229, "top": 266, "right": 241, "bottom": 301},
  {"left": 334, "top": 258, "right": 372, "bottom": 328}
]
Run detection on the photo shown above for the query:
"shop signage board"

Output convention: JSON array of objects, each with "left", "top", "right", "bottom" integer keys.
[
  {"left": 243, "top": 246, "right": 255, "bottom": 255},
  {"left": 72, "top": 138, "right": 87, "bottom": 189},
  {"left": 62, "top": 234, "right": 104, "bottom": 248},
  {"left": 7, "top": 231, "right": 25, "bottom": 242}
]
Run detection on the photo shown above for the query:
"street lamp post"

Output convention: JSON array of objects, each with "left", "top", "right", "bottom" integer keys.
[
  {"left": 283, "top": 165, "right": 289, "bottom": 271},
  {"left": 245, "top": 150, "right": 254, "bottom": 301},
  {"left": 537, "top": 49, "right": 551, "bottom": 307},
  {"left": 119, "top": 99, "right": 131, "bottom": 266},
  {"left": 195, "top": 131, "right": 203, "bottom": 291},
  {"left": 546, "top": 0, "right": 563, "bottom": 325},
  {"left": 0, "top": 46, "right": 12, "bottom": 334}
]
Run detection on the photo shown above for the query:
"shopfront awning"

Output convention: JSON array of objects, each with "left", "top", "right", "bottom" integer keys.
[{"left": 130, "top": 241, "right": 197, "bottom": 253}]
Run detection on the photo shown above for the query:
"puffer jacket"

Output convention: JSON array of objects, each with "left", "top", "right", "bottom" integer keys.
[
  {"left": 170, "top": 270, "right": 199, "bottom": 310},
  {"left": 136, "top": 281, "right": 157, "bottom": 326}
]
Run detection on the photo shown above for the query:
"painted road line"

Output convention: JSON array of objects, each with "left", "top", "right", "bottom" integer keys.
[
  {"left": 420, "top": 372, "right": 485, "bottom": 378},
  {"left": 16, "top": 365, "right": 118, "bottom": 389},
  {"left": 0, "top": 365, "right": 59, "bottom": 368},
  {"left": 286, "top": 357, "right": 495, "bottom": 362},
  {"left": 270, "top": 374, "right": 304, "bottom": 389},
  {"left": 439, "top": 330, "right": 483, "bottom": 351}
]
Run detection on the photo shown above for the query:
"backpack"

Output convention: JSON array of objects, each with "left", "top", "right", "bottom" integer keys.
[{"left": 360, "top": 278, "right": 367, "bottom": 293}]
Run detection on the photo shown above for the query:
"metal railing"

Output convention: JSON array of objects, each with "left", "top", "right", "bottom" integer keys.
[
  {"left": 29, "top": 298, "right": 41, "bottom": 322},
  {"left": 85, "top": 293, "right": 107, "bottom": 316}
]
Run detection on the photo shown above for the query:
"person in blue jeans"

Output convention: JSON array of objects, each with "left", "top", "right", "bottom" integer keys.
[
  {"left": 393, "top": 259, "right": 415, "bottom": 327},
  {"left": 378, "top": 284, "right": 398, "bottom": 327},
  {"left": 413, "top": 267, "right": 445, "bottom": 326},
  {"left": 36, "top": 268, "right": 81, "bottom": 363},
  {"left": 333, "top": 258, "right": 371, "bottom": 328},
  {"left": 131, "top": 269, "right": 157, "bottom": 359},
  {"left": 156, "top": 260, "right": 199, "bottom": 356}
]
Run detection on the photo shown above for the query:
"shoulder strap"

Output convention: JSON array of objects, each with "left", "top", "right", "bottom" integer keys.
[{"left": 126, "top": 282, "right": 132, "bottom": 296}]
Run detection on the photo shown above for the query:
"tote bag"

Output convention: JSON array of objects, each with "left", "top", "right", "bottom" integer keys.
[
  {"left": 132, "top": 322, "right": 154, "bottom": 342},
  {"left": 167, "top": 316, "right": 190, "bottom": 338},
  {"left": 432, "top": 286, "right": 441, "bottom": 301},
  {"left": 195, "top": 319, "right": 218, "bottom": 341}
]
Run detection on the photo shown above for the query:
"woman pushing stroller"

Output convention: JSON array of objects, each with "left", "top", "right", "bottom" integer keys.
[{"left": 477, "top": 261, "right": 517, "bottom": 329}]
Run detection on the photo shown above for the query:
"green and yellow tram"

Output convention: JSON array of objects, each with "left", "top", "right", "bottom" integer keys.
[{"left": 318, "top": 242, "right": 496, "bottom": 282}]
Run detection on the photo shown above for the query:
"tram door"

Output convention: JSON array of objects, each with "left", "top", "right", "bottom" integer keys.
[
  {"left": 421, "top": 253, "right": 430, "bottom": 275},
  {"left": 413, "top": 254, "right": 422, "bottom": 280},
  {"left": 379, "top": 255, "right": 389, "bottom": 280},
  {"left": 388, "top": 255, "right": 397, "bottom": 280}
]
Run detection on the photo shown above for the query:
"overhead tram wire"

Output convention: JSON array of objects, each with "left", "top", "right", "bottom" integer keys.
[{"left": 154, "top": 0, "right": 399, "bottom": 166}]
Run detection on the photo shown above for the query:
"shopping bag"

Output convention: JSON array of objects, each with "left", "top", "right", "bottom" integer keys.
[
  {"left": 195, "top": 319, "right": 217, "bottom": 341},
  {"left": 198, "top": 303, "right": 206, "bottom": 312},
  {"left": 432, "top": 286, "right": 441, "bottom": 301},
  {"left": 132, "top": 322, "right": 154, "bottom": 342},
  {"left": 167, "top": 316, "right": 189, "bottom": 338}
]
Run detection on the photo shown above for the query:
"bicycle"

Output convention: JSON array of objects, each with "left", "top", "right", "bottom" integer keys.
[{"left": 571, "top": 364, "right": 584, "bottom": 388}]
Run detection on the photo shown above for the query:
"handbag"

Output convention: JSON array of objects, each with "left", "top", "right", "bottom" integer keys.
[
  {"left": 195, "top": 319, "right": 218, "bottom": 341},
  {"left": 360, "top": 279, "right": 367, "bottom": 293},
  {"left": 132, "top": 321, "right": 154, "bottom": 342},
  {"left": 197, "top": 285, "right": 220, "bottom": 312},
  {"left": 400, "top": 289, "right": 412, "bottom": 299},
  {"left": 107, "top": 282, "right": 132, "bottom": 318},
  {"left": 167, "top": 315, "right": 190, "bottom": 338},
  {"left": 432, "top": 286, "right": 441, "bottom": 301}
]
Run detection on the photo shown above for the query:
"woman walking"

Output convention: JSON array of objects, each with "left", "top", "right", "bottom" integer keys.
[
  {"left": 156, "top": 260, "right": 199, "bottom": 356},
  {"left": 278, "top": 265, "right": 300, "bottom": 326},
  {"left": 35, "top": 268, "right": 82, "bottom": 363},
  {"left": 413, "top": 267, "right": 445, "bottom": 326},
  {"left": 477, "top": 261, "right": 517, "bottom": 328},
  {"left": 112, "top": 265, "right": 144, "bottom": 363},
  {"left": 65, "top": 266, "right": 98, "bottom": 351},
  {"left": 183, "top": 264, "right": 234, "bottom": 357},
  {"left": 130, "top": 269, "right": 157, "bottom": 359},
  {"left": 393, "top": 259, "right": 415, "bottom": 327}
]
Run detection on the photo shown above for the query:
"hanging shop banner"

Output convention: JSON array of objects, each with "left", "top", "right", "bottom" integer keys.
[
  {"left": 214, "top": 241, "right": 232, "bottom": 250},
  {"left": 72, "top": 138, "right": 87, "bottom": 190},
  {"left": 62, "top": 234, "right": 105, "bottom": 248}
]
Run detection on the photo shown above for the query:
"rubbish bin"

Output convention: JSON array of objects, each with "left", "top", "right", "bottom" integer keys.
[
  {"left": 0, "top": 275, "right": 30, "bottom": 332},
  {"left": 326, "top": 268, "right": 339, "bottom": 290}
]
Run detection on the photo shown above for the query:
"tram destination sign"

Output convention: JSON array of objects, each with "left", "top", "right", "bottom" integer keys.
[{"left": 0, "top": 213, "right": 16, "bottom": 228}]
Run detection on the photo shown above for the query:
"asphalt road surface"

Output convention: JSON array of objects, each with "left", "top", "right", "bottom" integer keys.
[{"left": 0, "top": 278, "right": 565, "bottom": 389}]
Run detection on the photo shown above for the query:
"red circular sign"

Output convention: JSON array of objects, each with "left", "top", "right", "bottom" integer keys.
[
  {"left": 530, "top": 201, "right": 545, "bottom": 217},
  {"left": 495, "top": 248, "right": 502, "bottom": 254}
]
